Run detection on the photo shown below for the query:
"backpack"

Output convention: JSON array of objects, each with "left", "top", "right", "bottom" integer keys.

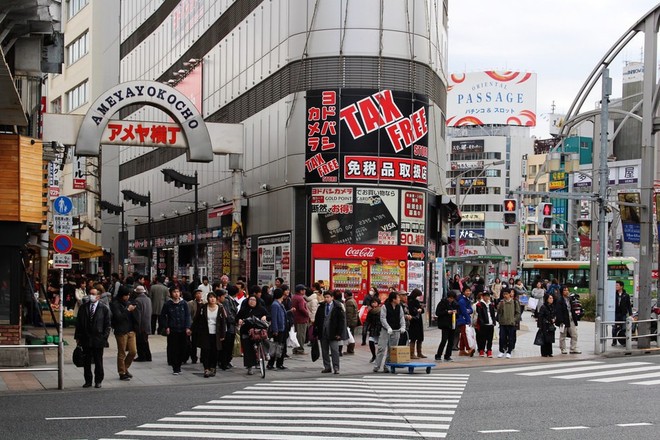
[{"left": 570, "top": 294, "right": 584, "bottom": 321}]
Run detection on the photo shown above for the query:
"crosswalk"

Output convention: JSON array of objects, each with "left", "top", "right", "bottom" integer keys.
[
  {"left": 483, "top": 360, "right": 660, "bottom": 385},
  {"left": 104, "top": 374, "right": 469, "bottom": 440}
]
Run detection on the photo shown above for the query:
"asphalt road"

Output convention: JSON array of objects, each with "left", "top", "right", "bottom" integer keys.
[{"left": 4, "top": 354, "right": 660, "bottom": 440}]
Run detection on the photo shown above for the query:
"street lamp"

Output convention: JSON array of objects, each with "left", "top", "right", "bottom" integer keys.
[
  {"left": 100, "top": 200, "right": 126, "bottom": 274},
  {"left": 452, "top": 160, "right": 506, "bottom": 270},
  {"left": 162, "top": 169, "right": 199, "bottom": 279},
  {"left": 122, "top": 189, "right": 152, "bottom": 279}
]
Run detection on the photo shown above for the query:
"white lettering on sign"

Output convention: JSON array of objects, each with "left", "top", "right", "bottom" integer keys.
[{"left": 345, "top": 247, "right": 376, "bottom": 258}]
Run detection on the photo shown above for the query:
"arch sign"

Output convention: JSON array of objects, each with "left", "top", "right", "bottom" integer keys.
[{"left": 75, "top": 81, "right": 213, "bottom": 162}]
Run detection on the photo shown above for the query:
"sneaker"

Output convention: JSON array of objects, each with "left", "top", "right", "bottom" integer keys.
[
  {"left": 561, "top": 349, "right": 568, "bottom": 354},
  {"left": 444, "top": 357, "right": 454, "bottom": 362},
  {"left": 372, "top": 366, "right": 380, "bottom": 373},
  {"left": 487, "top": 350, "right": 493, "bottom": 358},
  {"left": 497, "top": 352, "right": 505, "bottom": 358},
  {"left": 570, "top": 350, "right": 582, "bottom": 354},
  {"left": 119, "top": 374, "right": 131, "bottom": 381},
  {"left": 172, "top": 371, "right": 180, "bottom": 376},
  {"left": 369, "top": 356, "right": 376, "bottom": 363},
  {"left": 203, "top": 370, "right": 210, "bottom": 378},
  {"left": 382, "top": 367, "right": 390, "bottom": 373},
  {"left": 321, "top": 368, "right": 332, "bottom": 373},
  {"left": 505, "top": 353, "right": 512, "bottom": 359},
  {"left": 334, "top": 370, "right": 340, "bottom": 374},
  {"left": 276, "top": 366, "right": 288, "bottom": 370},
  {"left": 479, "top": 350, "right": 485, "bottom": 357},
  {"left": 125, "top": 372, "right": 133, "bottom": 378},
  {"left": 434, "top": 354, "right": 442, "bottom": 361},
  {"left": 247, "top": 367, "right": 254, "bottom": 376}
]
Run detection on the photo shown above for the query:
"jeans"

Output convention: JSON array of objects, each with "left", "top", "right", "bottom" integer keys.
[
  {"left": 321, "top": 338, "right": 340, "bottom": 372},
  {"left": 115, "top": 331, "right": 137, "bottom": 375},
  {"left": 374, "top": 329, "right": 400, "bottom": 369},
  {"left": 499, "top": 325, "right": 517, "bottom": 354}
]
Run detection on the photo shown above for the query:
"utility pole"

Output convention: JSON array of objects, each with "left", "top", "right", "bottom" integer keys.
[{"left": 596, "top": 69, "right": 611, "bottom": 324}]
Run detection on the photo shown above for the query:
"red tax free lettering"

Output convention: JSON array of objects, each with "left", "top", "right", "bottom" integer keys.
[
  {"left": 339, "top": 90, "right": 403, "bottom": 138},
  {"left": 317, "top": 158, "right": 339, "bottom": 176},
  {"left": 385, "top": 107, "right": 428, "bottom": 153}
]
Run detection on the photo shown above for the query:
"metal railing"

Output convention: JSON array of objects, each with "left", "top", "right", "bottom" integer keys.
[
  {"left": 0, "top": 341, "right": 63, "bottom": 389},
  {"left": 595, "top": 316, "right": 660, "bottom": 354}
]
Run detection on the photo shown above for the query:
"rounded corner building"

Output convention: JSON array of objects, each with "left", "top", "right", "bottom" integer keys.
[{"left": 113, "top": 0, "right": 451, "bottom": 304}]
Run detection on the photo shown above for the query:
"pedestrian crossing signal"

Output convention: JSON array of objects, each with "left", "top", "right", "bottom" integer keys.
[
  {"left": 538, "top": 202, "right": 553, "bottom": 231},
  {"left": 503, "top": 199, "right": 517, "bottom": 225}
]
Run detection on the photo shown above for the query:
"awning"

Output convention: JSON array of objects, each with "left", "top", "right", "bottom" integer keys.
[{"left": 49, "top": 231, "right": 104, "bottom": 259}]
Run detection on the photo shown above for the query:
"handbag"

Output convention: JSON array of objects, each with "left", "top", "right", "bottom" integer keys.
[
  {"left": 268, "top": 340, "right": 284, "bottom": 359},
  {"left": 72, "top": 346, "right": 84, "bottom": 367},
  {"left": 232, "top": 332, "right": 242, "bottom": 357},
  {"left": 533, "top": 329, "right": 544, "bottom": 346},
  {"left": 346, "top": 327, "right": 355, "bottom": 344},
  {"left": 465, "top": 325, "right": 477, "bottom": 350},
  {"left": 287, "top": 328, "right": 300, "bottom": 349}
]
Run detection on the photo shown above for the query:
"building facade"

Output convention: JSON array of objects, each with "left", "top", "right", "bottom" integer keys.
[{"left": 111, "top": 0, "right": 450, "bottom": 301}]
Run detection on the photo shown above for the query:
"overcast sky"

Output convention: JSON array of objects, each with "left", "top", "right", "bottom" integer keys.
[{"left": 448, "top": 0, "right": 660, "bottom": 138}]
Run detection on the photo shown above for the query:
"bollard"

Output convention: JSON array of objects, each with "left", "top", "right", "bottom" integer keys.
[
  {"left": 626, "top": 316, "right": 633, "bottom": 353},
  {"left": 595, "top": 316, "right": 602, "bottom": 355}
]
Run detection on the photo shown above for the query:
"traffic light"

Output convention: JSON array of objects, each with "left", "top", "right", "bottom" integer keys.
[
  {"left": 538, "top": 202, "right": 553, "bottom": 231},
  {"left": 503, "top": 199, "right": 517, "bottom": 225}
]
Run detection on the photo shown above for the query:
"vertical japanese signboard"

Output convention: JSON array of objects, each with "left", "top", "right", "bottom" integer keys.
[
  {"left": 400, "top": 190, "right": 426, "bottom": 246},
  {"left": 73, "top": 151, "right": 86, "bottom": 190}
]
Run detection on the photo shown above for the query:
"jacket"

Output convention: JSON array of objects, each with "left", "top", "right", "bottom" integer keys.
[
  {"left": 270, "top": 300, "right": 287, "bottom": 334},
  {"left": 304, "top": 293, "right": 319, "bottom": 322},
  {"left": 223, "top": 296, "right": 239, "bottom": 333},
  {"left": 150, "top": 283, "right": 169, "bottom": 315},
  {"left": 313, "top": 300, "right": 346, "bottom": 340},
  {"left": 555, "top": 295, "right": 578, "bottom": 327},
  {"left": 236, "top": 304, "right": 269, "bottom": 336},
  {"left": 435, "top": 298, "right": 458, "bottom": 330},
  {"left": 74, "top": 301, "right": 111, "bottom": 348},
  {"left": 192, "top": 303, "right": 227, "bottom": 349},
  {"left": 475, "top": 300, "right": 496, "bottom": 327},
  {"left": 159, "top": 299, "right": 191, "bottom": 333},
  {"left": 496, "top": 299, "right": 521, "bottom": 326},
  {"left": 133, "top": 291, "right": 152, "bottom": 333},
  {"left": 614, "top": 291, "right": 632, "bottom": 320},
  {"left": 456, "top": 294, "right": 473, "bottom": 326},
  {"left": 345, "top": 298, "right": 359, "bottom": 328},
  {"left": 538, "top": 302, "right": 556, "bottom": 334},
  {"left": 366, "top": 306, "right": 382, "bottom": 335},
  {"left": 380, "top": 302, "right": 406, "bottom": 332},
  {"left": 291, "top": 293, "right": 310, "bottom": 324},
  {"left": 110, "top": 298, "right": 137, "bottom": 335}
]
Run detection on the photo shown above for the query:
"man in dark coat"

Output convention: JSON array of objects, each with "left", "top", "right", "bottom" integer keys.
[
  {"left": 314, "top": 291, "right": 346, "bottom": 374},
  {"left": 110, "top": 286, "right": 138, "bottom": 380},
  {"left": 434, "top": 291, "right": 458, "bottom": 362},
  {"left": 612, "top": 280, "right": 632, "bottom": 346},
  {"left": 555, "top": 286, "right": 581, "bottom": 354},
  {"left": 74, "top": 288, "right": 111, "bottom": 388},
  {"left": 133, "top": 284, "right": 152, "bottom": 362}
]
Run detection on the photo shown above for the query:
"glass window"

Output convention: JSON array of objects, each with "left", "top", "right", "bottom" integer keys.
[
  {"left": 66, "top": 81, "right": 88, "bottom": 112},
  {"left": 68, "top": 0, "right": 89, "bottom": 20},
  {"left": 70, "top": 192, "right": 87, "bottom": 217},
  {"left": 67, "top": 32, "right": 88, "bottom": 65},
  {"left": 50, "top": 97, "right": 62, "bottom": 114}
]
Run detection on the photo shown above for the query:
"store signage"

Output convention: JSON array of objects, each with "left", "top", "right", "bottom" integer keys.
[
  {"left": 257, "top": 233, "right": 291, "bottom": 286},
  {"left": 450, "top": 160, "right": 484, "bottom": 170},
  {"left": 73, "top": 152, "right": 86, "bottom": 189},
  {"left": 573, "top": 172, "right": 592, "bottom": 188},
  {"left": 454, "top": 178, "right": 486, "bottom": 188},
  {"left": 345, "top": 247, "right": 375, "bottom": 258},
  {"left": 451, "top": 139, "right": 484, "bottom": 154},
  {"left": 102, "top": 121, "right": 184, "bottom": 148},
  {"left": 305, "top": 89, "right": 428, "bottom": 187},
  {"left": 461, "top": 212, "right": 485, "bottom": 221},
  {"left": 549, "top": 180, "right": 566, "bottom": 190},
  {"left": 400, "top": 191, "right": 426, "bottom": 246},
  {"left": 312, "top": 243, "right": 408, "bottom": 261}
]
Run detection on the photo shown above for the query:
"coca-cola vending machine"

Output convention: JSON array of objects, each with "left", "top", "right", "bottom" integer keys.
[{"left": 312, "top": 244, "right": 408, "bottom": 303}]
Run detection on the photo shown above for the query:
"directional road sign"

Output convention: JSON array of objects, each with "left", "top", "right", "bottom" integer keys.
[
  {"left": 54, "top": 196, "right": 73, "bottom": 215},
  {"left": 53, "top": 254, "right": 72, "bottom": 269},
  {"left": 53, "top": 234, "right": 73, "bottom": 254}
]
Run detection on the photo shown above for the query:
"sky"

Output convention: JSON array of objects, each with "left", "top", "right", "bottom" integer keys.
[{"left": 447, "top": 0, "right": 660, "bottom": 138}]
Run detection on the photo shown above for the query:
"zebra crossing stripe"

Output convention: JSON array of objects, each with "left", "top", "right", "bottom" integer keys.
[
  {"left": 521, "top": 361, "right": 651, "bottom": 377},
  {"left": 484, "top": 361, "right": 602, "bottom": 374},
  {"left": 591, "top": 370, "right": 660, "bottom": 383},
  {"left": 554, "top": 364, "right": 659, "bottom": 380}
]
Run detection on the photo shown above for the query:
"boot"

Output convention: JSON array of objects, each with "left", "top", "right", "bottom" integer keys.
[
  {"left": 347, "top": 343, "right": 355, "bottom": 354},
  {"left": 409, "top": 342, "right": 419, "bottom": 359},
  {"left": 416, "top": 341, "right": 427, "bottom": 358}
]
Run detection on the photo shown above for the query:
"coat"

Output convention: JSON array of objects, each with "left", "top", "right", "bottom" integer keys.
[
  {"left": 496, "top": 299, "right": 521, "bottom": 326},
  {"left": 150, "top": 283, "right": 169, "bottom": 315},
  {"left": 74, "top": 301, "right": 111, "bottom": 348},
  {"left": 407, "top": 297, "right": 424, "bottom": 341},
  {"left": 538, "top": 303, "right": 556, "bottom": 343},
  {"left": 313, "top": 300, "right": 346, "bottom": 340},
  {"left": 159, "top": 299, "right": 191, "bottom": 333},
  {"left": 366, "top": 306, "right": 382, "bottom": 336},
  {"left": 345, "top": 298, "right": 359, "bottom": 328},
  {"left": 435, "top": 298, "right": 458, "bottom": 330},
  {"left": 236, "top": 303, "right": 269, "bottom": 336},
  {"left": 614, "top": 291, "right": 632, "bottom": 320},
  {"left": 456, "top": 294, "right": 473, "bottom": 326},
  {"left": 555, "top": 295, "right": 578, "bottom": 327},
  {"left": 475, "top": 300, "right": 496, "bottom": 329},
  {"left": 304, "top": 293, "right": 319, "bottom": 322},
  {"left": 291, "top": 293, "right": 310, "bottom": 324},
  {"left": 109, "top": 298, "right": 137, "bottom": 335},
  {"left": 192, "top": 303, "right": 228, "bottom": 349},
  {"left": 270, "top": 301, "right": 287, "bottom": 334},
  {"left": 133, "top": 292, "right": 152, "bottom": 333}
]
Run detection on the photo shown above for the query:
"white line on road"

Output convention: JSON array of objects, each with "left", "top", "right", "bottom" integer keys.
[
  {"left": 550, "top": 426, "right": 589, "bottom": 430},
  {"left": 483, "top": 361, "right": 602, "bottom": 373},
  {"left": 118, "top": 432, "right": 426, "bottom": 440},
  {"left": 161, "top": 415, "right": 454, "bottom": 423},
  {"left": 616, "top": 423, "right": 653, "bottom": 427},
  {"left": 521, "top": 362, "right": 650, "bottom": 376},
  {"left": 178, "top": 408, "right": 455, "bottom": 415},
  {"left": 478, "top": 429, "right": 520, "bottom": 433},
  {"left": 631, "top": 379, "right": 660, "bottom": 385},
  {"left": 201, "top": 400, "right": 460, "bottom": 408},
  {"left": 553, "top": 365, "right": 660, "bottom": 380},
  {"left": 45, "top": 415, "right": 127, "bottom": 421},
  {"left": 140, "top": 422, "right": 451, "bottom": 431},
  {"left": 591, "top": 371, "right": 660, "bottom": 382}
]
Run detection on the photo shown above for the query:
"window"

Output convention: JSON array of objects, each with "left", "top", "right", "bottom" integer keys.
[
  {"left": 67, "top": 32, "right": 88, "bottom": 65},
  {"left": 66, "top": 81, "right": 88, "bottom": 111},
  {"left": 68, "top": 0, "right": 88, "bottom": 19},
  {"left": 70, "top": 192, "right": 87, "bottom": 217},
  {"left": 51, "top": 97, "right": 62, "bottom": 114}
]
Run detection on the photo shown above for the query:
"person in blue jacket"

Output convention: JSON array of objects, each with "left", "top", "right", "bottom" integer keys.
[
  {"left": 159, "top": 287, "right": 192, "bottom": 375},
  {"left": 267, "top": 288, "right": 287, "bottom": 370},
  {"left": 456, "top": 286, "right": 474, "bottom": 356}
]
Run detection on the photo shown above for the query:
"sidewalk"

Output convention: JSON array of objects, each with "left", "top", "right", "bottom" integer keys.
[{"left": 0, "top": 311, "right": 640, "bottom": 392}]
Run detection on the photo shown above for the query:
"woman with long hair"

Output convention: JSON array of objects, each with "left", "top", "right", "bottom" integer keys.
[
  {"left": 236, "top": 295, "right": 269, "bottom": 375},
  {"left": 191, "top": 291, "right": 227, "bottom": 377},
  {"left": 407, "top": 289, "right": 426, "bottom": 359}
]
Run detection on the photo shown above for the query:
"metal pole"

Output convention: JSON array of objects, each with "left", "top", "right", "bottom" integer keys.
[
  {"left": 454, "top": 178, "right": 460, "bottom": 274},
  {"left": 58, "top": 268, "right": 64, "bottom": 390},
  {"left": 148, "top": 193, "right": 152, "bottom": 281},
  {"left": 120, "top": 203, "right": 125, "bottom": 276},
  {"left": 194, "top": 171, "right": 199, "bottom": 279},
  {"left": 596, "top": 69, "right": 611, "bottom": 325},
  {"left": 594, "top": 316, "right": 601, "bottom": 354},
  {"left": 230, "top": 164, "right": 243, "bottom": 282}
]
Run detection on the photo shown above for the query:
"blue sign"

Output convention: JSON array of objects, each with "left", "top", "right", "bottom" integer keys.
[
  {"left": 622, "top": 223, "right": 640, "bottom": 243},
  {"left": 53, "top": 196, "right": 73, "bottom": 215}
]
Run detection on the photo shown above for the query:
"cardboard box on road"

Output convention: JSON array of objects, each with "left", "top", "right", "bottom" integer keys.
[{"left": 389, "top": 346, "right": 410, "bottom": 363}]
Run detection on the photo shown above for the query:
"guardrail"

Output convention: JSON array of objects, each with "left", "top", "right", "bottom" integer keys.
[{"left": 595, "top": 316, "right": 660, "bottom": 354}]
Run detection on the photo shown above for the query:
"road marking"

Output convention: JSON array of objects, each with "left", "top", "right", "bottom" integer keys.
[
  {"left": 484, "top": 361, "right": 602, "bottom": 373},
  {"left": 631, "top": 378, "right": 660, "bottom": 385},
  {"left": 591, "top": 370, "right": 660, "bottom": 382},
  {"left": 478, "top": 429, "right": 520, "bottom": 433},
  {"left": 617, "top": 422, "right": 653, "bottom": 427},
  {"left": 521, "top": 362, "right": 650, "bottom": 376},
  {"left": 550, "top": 426, "right": 589, "bottom": 430},
  {"left": 46, "top": 415, "right": 127, "bottom": 421},
  {"left": 553, "top": 365, "right": 659, "bottom": 380},
  {"left": 118, "top": 432, "right": 440, "bottom": 440}
]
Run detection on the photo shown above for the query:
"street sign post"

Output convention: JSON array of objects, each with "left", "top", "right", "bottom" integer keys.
[
  {"left": 53, "top": 254, "right": 72, "bottom": 269},
  {"left": 53, "top": 215, "right": 73, "bottom": 235},
  {"left": 53, "top": 234, "right": 73, "bottom": 254},
  {"left": 53, "top": 196, "right": 73, "bottom": 215}
]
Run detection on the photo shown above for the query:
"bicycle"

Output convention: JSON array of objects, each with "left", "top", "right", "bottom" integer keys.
[{"left": 245, "top": 316, "right": 270, "bottom": 378}]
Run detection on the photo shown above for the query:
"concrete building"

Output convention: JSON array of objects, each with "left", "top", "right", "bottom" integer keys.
[{"left": 108, "top": 0, "right": 450, "bottom": 302}]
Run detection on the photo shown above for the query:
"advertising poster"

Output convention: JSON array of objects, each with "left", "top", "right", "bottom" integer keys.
[
  {"left": 305, "top": 89, "right": 429, "bottom": 187},
  {"left": 257, "top": 233, "right": 291, "bottom": 287},
  {"left": 447, "top": 71, "right": 537, "bottom": 127},
  {"left": 619, "top": 192, "right": 641, "bottom": 243},
  {"left": 355, "top": 188, "right": 399, "bottom": 245},
  {"left": 400, "top": 190, "right": 426, "bottom": 246},
  {"left": 311, "top": 187, "right": 355, "bottom": 244},
  {"left": 407, "top": 260, "right": 425, "bottom": 293}
]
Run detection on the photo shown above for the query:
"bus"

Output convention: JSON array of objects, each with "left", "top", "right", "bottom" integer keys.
[{"left": 520, "top": 257, "right": 637, "bottom": 295}]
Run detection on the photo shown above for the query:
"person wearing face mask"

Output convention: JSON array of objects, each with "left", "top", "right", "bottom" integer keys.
[{"left": 74, "top": 288, "right": 111, "bottom": 388}]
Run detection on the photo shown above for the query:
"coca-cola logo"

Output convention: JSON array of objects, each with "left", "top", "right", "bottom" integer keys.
[{"left": 345, "top": 247, "right": 375, "bottom": 258}]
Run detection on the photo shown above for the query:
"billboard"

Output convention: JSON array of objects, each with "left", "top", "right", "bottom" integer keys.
[
  {"left": 305, "top": 89, "right": 429, "bottom": 187},
  {"left": 447, "top": 71, "right": 537, "bottom": 127}
]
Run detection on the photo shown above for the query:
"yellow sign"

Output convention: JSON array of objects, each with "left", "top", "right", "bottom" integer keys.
[
  {"left": 526, "top": 254, "right": 545, "bottom": 260},
  {"left": 549, "top": 180, "right": 565, "bottom": 190}
]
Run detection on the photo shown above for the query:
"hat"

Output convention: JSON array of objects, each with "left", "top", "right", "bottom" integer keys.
[
  {"left": 295, "top": 284, "right": 307, "bottom": 292},
  {"left": 134, "top": 285, "right": 146, "bottom": 293}
]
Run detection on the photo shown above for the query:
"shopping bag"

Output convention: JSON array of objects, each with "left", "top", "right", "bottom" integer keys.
[
  {"left": 527, "top": 297, "right": 539, "bottom": 311},
  {"left": 306, "top": 325, "right": 317, "bottom": 343},
  {"left": 398, "top": 330, "right": 409, "bottom": 345},
  {"left": 358, "top": 305, "right": 369, "bottom": 324},
  {"left": 465, "top": 325, "right": 477, "bottom": 350},
  {"left": 269, "top": 340, "right": 283, "bottom": 359},
  {"left": 310, "top": 340, "right": 320, "bottom": 362},
  {"left": 232, "top": 332, "right": 242, "bottom": 357},
  {"left": 287, "top": 328, "right": 300, "bottom": 349},
  {"left": 346, "top": 327, "right": 355, "bottom": 344},
  {"left": 533, "top": 329, "right": 544, "bottom": 346},
  {"left": 72, "top": 346, "right": 84, "bottom": 367}
]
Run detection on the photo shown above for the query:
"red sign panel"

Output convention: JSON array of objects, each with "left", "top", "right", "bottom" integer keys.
[{"left": 312, "top": 244, "right": 408, "bottom": 261}]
